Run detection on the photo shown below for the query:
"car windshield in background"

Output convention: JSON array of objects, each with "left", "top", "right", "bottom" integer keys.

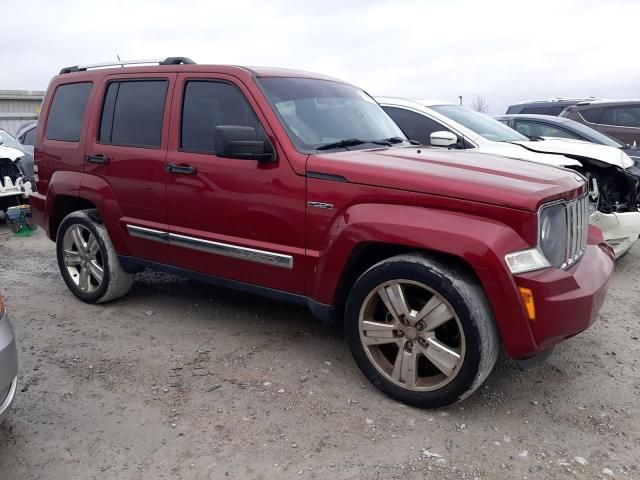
[
  {"left": 258, "top": 77, "right": 407, "bottom": 152},
  {"left": 0, "top": 130, "right": 24, "bottom": 150},
  {"left": 432, "top": 105, "right": 528, "bottom": 142}
]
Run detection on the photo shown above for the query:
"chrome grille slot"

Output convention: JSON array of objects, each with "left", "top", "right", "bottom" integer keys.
[{"left": 564, "top": 195, "right": 588, "bottom": 268}]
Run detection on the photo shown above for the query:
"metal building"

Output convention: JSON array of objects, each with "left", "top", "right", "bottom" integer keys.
[{"left": 0, "top": 90, "right": 45, "bottom": 135}]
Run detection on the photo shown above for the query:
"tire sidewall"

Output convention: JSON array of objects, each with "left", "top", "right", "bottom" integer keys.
[
  {"left": 345, "top": 259, "right": 485, "bottom": 408},
  {"left": 56, "top": 212, "right": 112, "bottom": 303}
]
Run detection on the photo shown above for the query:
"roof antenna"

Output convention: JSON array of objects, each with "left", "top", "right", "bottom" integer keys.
[{"left": 116, "top": 54, "right": 123, "bottom": 67}]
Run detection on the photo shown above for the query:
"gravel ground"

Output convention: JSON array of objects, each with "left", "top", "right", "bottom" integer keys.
[{"left": 0, "top": 224, "right": 638, "bottom": 480}]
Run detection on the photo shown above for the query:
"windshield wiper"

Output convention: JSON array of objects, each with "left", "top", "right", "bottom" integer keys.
[
  {"left": 380, "top": 136, "right": 419, "bottom": 145},
  {"left": 316, "top": 138, "right": 392, "bottom": 151}
]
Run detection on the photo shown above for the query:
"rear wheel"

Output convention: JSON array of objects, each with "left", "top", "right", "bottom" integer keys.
[
  {"left": 345, "top": 254, "right": 499, "bottom": 408},
  {"left": 56, "top": 209, "right": 134, "bottom": 303}
]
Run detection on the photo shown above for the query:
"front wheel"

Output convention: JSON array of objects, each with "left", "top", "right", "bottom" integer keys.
[
  {"left": 345, "top": 254, "right": 499, "bottom": 408},
  {"left": 56, "top": 209, "right": 134, "bottom": 303}
]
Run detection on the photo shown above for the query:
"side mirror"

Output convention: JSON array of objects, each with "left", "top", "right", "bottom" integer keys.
[
  {"left": 430, "top": 131, "right": 458, "bottom": 147},
  {"left": 214, "top": 126, "right": 275, "bottom": 163}
]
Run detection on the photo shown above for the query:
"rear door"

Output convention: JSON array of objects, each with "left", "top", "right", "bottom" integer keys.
[
  {"left": 164, "top": 73, "right": 306, "bottom": 293},
  {"left": 84, "top": 73, "right": 176, "bottom": 263}
]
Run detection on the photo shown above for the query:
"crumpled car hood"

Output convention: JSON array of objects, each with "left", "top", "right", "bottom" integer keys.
[{"left": 509, "top": 138, "right": 634, "bottom": 169}]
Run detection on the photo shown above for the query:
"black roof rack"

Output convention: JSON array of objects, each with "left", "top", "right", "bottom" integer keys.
[{"left": 60, "top": 57, "right": 195, "bottom": 74}]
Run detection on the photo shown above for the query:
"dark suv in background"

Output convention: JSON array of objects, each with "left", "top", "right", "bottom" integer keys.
[
  {"left": 561, "top": 100, "right": 640, "bottom": 146},
  {"left": 506, "top": 98, "right": 600, "bottom": 116}
]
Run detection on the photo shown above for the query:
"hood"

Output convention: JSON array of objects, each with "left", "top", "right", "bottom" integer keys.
[
  {"left": 307, "top": 147, "right": 586, "bottom": 212},
  {"left": 0, "top": 145, "right": 24, "bottom": 162},
  {"left": 509, "top": 138, "right": 634, "bottom": 169}
]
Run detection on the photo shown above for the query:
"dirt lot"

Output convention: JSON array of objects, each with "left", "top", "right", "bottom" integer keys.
[{"left": 0, "top": 223, "right": 638, "bottom": 480}]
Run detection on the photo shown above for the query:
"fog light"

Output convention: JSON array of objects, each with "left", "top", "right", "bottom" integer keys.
[{"left": 519, "top": 287, "right": 536, "bottom": 321}]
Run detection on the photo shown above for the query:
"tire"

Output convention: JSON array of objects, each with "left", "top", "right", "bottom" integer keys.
[
  {"left": 56, "top": 209, "right": 134, "bottom": 303},
  {"left": 344, "top": 253, "right": 499, "bottom": 408}
]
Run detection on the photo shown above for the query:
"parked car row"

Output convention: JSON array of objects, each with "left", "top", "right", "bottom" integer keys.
[
  {"left": 0, "top": 123, "right": 35, "bottom": 213},
  {"left": 380, "top": 98, "right": 640, "bottom": 258},
  {"left": 24, "top": 57, "right": 618, "bottom": 409},
  {"left": 506, "top": 98, "right": 640, "bottom": 146}
]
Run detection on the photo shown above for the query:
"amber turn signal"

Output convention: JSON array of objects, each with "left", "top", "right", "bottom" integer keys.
[{"left": 518, "top": 287, "right": 536, "bottom": 321}]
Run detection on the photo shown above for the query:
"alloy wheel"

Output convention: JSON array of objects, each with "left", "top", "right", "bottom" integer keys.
[
  {"left": 358, "top": 280, "right": 466, "bottom": 391},
  {"left": 62, "top": 224, "right": 104, "bottom": 294}
]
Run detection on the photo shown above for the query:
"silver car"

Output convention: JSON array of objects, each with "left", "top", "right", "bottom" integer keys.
[{"left": 0, "top": 294, "right": 17, "bottom": 423}]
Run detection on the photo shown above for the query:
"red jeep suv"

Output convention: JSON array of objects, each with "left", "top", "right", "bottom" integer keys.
[{"left": 30, "top": 58, "right": 614, "bottom": 407}]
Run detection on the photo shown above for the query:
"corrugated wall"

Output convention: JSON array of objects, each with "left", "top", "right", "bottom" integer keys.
[{"left": 0, "top": 91, "right": 45, "bottom": 135}]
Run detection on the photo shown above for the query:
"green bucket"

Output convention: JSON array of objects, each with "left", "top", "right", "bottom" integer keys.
[{"left": 6, "top": 204, "right": 35, "bottom": 236}]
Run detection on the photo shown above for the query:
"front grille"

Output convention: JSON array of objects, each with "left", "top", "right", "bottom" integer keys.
[{"left": 564, "top": 194, "right": 589, "bottom": 268}]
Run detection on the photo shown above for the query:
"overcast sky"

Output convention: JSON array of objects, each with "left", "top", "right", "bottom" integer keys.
[{"left": 1, "top": 0, "right": 638, "bottom": 113}]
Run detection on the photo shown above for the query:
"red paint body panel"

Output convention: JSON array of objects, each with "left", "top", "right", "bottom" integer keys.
[
  {"left": 514, "top": 227, "right": 614, "bottom": 354},
  {"left": 31, "top": 64, "right": 614, "bottom": 360},
  {"left": 163, "top": 73, "right": 307, "bottom": 292},
  {"left": 309, "top": 148, "right": 586, "bottom": 212}
]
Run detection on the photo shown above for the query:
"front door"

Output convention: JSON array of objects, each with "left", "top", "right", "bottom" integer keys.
[
  {"left": 164, "top": 73, "right": 306, "bottom": 294},
  {"left": 84, "top": 73, "right": 175, "bottom": 263}
]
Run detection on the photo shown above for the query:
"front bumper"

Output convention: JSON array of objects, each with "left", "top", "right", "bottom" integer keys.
[
  {"left": 0, "top": 310, "right": 18, "bottom": 424},
  {"left": 590, "top": 211, "right": 640, "bottom": 258},
  {"left": 513, "top": 241, "right": 614, "bottom": 356}
]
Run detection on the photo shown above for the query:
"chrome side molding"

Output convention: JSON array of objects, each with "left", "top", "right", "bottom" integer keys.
[{"left": 126, "top": 224, "right": 293, "bottom": 269}]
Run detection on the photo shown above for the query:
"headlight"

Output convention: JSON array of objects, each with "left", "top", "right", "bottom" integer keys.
[
  {"left": 505, "top": 202, "right": 568, "bottom": 274},
  {"left": 538, "top": 203, "right": 567, "bottom": 268}
]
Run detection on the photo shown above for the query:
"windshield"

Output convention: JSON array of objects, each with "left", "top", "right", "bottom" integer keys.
[
  {"left": 0, "top": 130, "right": 23, "bottom": 150},
  {"left": 258, "top": 77, "right": 407, "bottom": 152},
  {"left": 432, "top": 105, "right": 528, "bottom": 142}
]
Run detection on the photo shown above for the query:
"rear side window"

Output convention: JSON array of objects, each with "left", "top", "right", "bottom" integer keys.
[
  {"left": 180, "top": 81, "right": 262, "bottom": 154},
  {"left": 99, "top": 80, "right": 168, "bottom": 148},
  {"left": 45, "top": 82, "right": 92, "bottom": 141},
  {"left": 600, "top": 106, "right": 640, "bottom": 128},
  {"left": 383, "top": 106, "right": 450, "bottom": 145},
  {"left": 579, "top": 107, "right": 603, "bottom": 123}
]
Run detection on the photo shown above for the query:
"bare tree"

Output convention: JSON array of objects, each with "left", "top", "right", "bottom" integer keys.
[{"left": 471, "top": 95, "right": 489, "bottom": 113}]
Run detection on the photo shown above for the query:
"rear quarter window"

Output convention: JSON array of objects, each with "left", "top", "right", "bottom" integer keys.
[
  {"left": 579, "top": 107, "right": 603, "bottom": 124},
  {"left": 45, "top": 82, "right": 93, "bottom": 142}
]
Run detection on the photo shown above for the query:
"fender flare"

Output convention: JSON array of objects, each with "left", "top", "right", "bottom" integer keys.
[
  {"left": 78, "top": 173, "right": 128, "bottom": 253},
  {"left": 310, "top": 203, "right": 537, "bottom": 356}
]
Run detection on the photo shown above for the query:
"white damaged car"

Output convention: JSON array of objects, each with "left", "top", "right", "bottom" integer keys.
[
  {"left": 0, "top": 143, "right": 32, "bottom": 213},
  {"left": 379, "top": 97, "right": 640, "bottom": 258}
]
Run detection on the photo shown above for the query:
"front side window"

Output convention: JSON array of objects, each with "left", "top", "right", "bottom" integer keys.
[
  {"left": 431, "top": 105, "right": 527, "bottom": 142},
  {"left": 383, "top": 106, "right": 451, "bottom": 145},
  {"left": 45, "top": 82, "right": 92, "bottom": 142},
  {"left": 600, "top": 106, "right": 640, "bottom": 128},
  {"left": 181, "top": 81, "right": 263, "bottom": 154},
  {"left": 99, "top": 80, "right": 168, "bottom": 148},
  {"left": 258, "top": 77, "right": 406, "bottom": 152}
]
